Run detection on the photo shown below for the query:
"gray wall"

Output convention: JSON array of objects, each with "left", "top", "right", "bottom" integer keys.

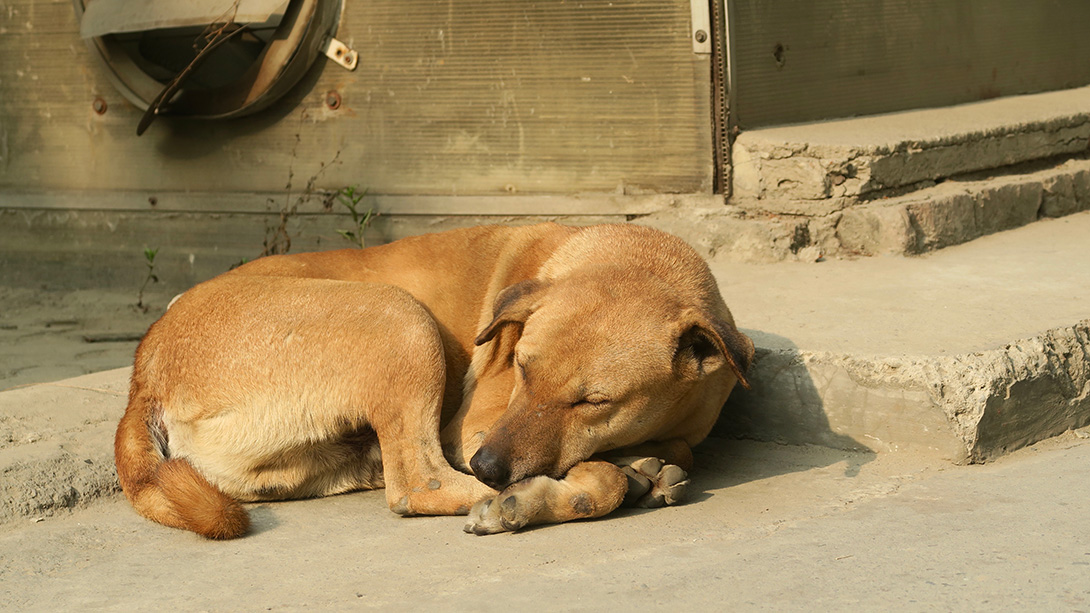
[{"left": 729, "top": 0, "right": 1090, "bottom": 128}]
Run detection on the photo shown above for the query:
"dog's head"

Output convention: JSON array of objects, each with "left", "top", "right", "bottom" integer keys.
[{"left": 468, "top": 270, "right": 753, "bottom": 490}]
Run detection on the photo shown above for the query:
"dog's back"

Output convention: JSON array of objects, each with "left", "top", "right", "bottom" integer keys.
[{"left": 115, "top": 276, "right": 444, "bottom": 538}]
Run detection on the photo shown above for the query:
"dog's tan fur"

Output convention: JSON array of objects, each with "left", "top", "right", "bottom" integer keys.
[{"left": 115, "top": 223, "right": 753, "bottom": 537}]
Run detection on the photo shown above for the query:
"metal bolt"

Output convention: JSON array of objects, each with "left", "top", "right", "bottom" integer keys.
[
  {"left": 92, "top": 97, "right": 107, "bottom": 115},
  {"left": 325, "top": 91, "right": 342, "bottom": 110},
  {"left": 694, "top": 30, "right": 708, "bottom": 44}
]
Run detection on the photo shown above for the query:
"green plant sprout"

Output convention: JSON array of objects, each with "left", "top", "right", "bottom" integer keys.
[
  {"left": 136, "top": 247, "right": 160, "bottom": 312},
  {"left": 335, "top": 186, "right": 375, "bottom": 249}
]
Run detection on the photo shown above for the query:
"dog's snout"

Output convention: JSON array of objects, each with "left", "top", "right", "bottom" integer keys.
[{"left": 470, "top": 446, "right": 511, "bottom": 489}]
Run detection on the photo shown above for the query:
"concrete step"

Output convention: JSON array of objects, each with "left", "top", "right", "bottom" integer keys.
[
  {"left": 659, "top": 86, "right": 1090, "bottom": 263},
  {"left": 731, "top": 85, "right": 1090, "bottom": 214},
  {"left": 640, "top": 154, "right": 1090, "bottom": 264},
  {"left": 835, "top": 156, "right": 1090, "bottom": 256},
  {"left": 711, "top": 210, "right": 1090, "bottom": 463}
]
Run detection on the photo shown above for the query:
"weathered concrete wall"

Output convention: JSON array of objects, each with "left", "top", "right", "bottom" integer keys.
[{"left": 2, "top": 190, "right": 699, "bottom": 290}]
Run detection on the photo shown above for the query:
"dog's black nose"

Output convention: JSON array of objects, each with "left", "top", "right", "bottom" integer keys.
[{"left": 470, "top": 446, "right": 511, "bottom": 489}]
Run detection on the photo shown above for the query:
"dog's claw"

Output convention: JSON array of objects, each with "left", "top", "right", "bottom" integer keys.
[
  {"left": 618, "top": 457, "right": 689, "bottom": 508},
  {"left": 621, "top": 466, "right": 653, "bottom": 506},
  {"left": 464, "top": 479, "right": 546, "bottom": 535},
  {"left": 464, "top": 498, "right": 498, "bottom": 534},
  {"left": 465, "top": 495, "right": 519, "bottom": 535}
]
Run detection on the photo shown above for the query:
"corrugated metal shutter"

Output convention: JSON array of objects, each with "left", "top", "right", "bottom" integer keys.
[
  {"left": 0, "top": 0, "right": 713, "bottom": 197},
  {"left": 349, "top": 0, "right": 714, "bottom": 195}
]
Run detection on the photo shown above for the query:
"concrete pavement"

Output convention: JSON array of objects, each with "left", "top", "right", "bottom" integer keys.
[{"left": 1, "top": 411, "right": 1087, "bottom": 610}]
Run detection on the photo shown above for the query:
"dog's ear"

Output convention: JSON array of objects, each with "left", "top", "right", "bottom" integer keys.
[
  {"left": 674, "top": 309, "right": 755, "bottom": 389},
  {"left": 475, "top": 279, "right": 548, "bottom": 346}
]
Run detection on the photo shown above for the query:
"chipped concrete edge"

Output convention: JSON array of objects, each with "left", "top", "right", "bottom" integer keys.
[
  {"left": 837, "top": 156, "right": 1090, "bottom": 256},
  {"left": 641, "top": 156, "right": 1090, "bottom": 263},
  {"left": 718, "top": 320, "right": 1090, "bottom": 464},
  {"left": 732, "top": 112, "right": 1090, "bottom": 204}
]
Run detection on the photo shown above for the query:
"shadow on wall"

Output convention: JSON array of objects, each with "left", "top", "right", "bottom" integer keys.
[
  {"left": 714, "top": 329, "right": 874, "bottom": 454},
  {"left": 672, "top": 329, "right": 880, "bottom": 500}
]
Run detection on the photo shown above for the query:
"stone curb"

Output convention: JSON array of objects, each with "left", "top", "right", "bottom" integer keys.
[
  {"left": 641, "top": 156, "right": 1090, "bottom": 263},
  {"left": 718, "top": 320, "right": 1090, "bottom": 464},
  {"left": 731, "top": 86, "right": 1090, "bottom": 213},
  {"left": 837, "top": 156, "right": 1090, "bottom": 256}
]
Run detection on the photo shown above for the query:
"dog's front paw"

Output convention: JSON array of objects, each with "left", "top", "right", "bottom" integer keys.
[
  {"left": 619, "top": 457, "right": 689, "bottom": 508},
  {"left": 463, "top": 478, "right": 547, "bottom": 535}
]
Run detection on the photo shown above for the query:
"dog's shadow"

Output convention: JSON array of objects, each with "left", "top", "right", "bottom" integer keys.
[
  {"left": 673, "top": 328, "right": 876, "bottom": 506},
  {"left": 685, "top": 436, "right": 873, "bottom": 504},
  {"left": 245, "top": 505, "right": 282, "bottom": 536}
]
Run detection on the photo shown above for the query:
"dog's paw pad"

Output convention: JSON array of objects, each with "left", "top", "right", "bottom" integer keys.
[
  {"left": 463, "top": 494, "right": 525, "bottom": 535},
  {"left": 464, "top": 493, "right": 529, "bottom": 535},
  {"left": 391, "top": 495, "right": 412, "bottom": 516},
  {"left": 637, "top": 464, "right": 689, "bottom": 508},
  {"left": 629, "top": 457, "right": 663, "bottom": 476},
  {"left": 620, "top": 457, "right": 690, "bottom": 508},
  {"left": 497, "top": 493, "right": 532, "bottom": 531}
]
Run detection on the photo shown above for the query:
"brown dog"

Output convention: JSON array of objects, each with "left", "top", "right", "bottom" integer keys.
[{"left": 115, "top": 223, "right": 753, "bottom": 538}]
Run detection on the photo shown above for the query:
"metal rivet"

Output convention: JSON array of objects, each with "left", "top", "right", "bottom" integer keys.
[
  {"left": 92, "top": 97, "right": 108, "bottom": 114},
  {"left": 325, "top": 91, "right": 342, "bottom": 110},
  {"left": 694, "top": 30, "right": 708, "bottom": 44}
]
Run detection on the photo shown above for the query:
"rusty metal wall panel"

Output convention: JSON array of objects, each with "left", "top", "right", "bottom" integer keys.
[
  {"left": 0, "top": 0, "right": 712, "bottom": 197},
  {"left": 729, "top": 0, "right": 1090, "bottom": 128}
]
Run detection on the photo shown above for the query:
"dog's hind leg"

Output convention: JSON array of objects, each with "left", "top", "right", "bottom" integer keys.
[
  {"left": 373, "top": 395, "right": 497, "bottom": 516},
  {"left": 369, "top": 312, "right": 496, "bottom": 517},
  {"left": 463, "top": 460, "right": 629, "bottom": 535}
]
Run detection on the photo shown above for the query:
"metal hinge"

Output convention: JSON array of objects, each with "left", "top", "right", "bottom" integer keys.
[
  {"left": 322, "top": 37, "right": 358, "bottom": 70},
  {"left": 690, "top": 0, "right": 711, "bottom": 54}
]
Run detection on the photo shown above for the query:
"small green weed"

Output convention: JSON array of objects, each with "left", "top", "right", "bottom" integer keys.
[{"left": 335, "top": 186, "right": 375, "bottom": 248}]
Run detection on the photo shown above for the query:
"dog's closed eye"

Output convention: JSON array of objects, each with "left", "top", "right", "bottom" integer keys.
[{"left": 575, "top": 394, "right": 610, "bottom": 408}]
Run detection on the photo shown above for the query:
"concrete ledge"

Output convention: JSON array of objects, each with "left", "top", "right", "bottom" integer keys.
[
  {"left": 837, "top": 156, "right": 1090, "bottom": 256},
  {"left": 719, "top": 322, "right": 1090, "bottom": 463},
  {"left": 638, "top": 156, "right": 1090, "bottom": 263},
  {"left": 732, "top": 86, "right": 1090, "bottom": 213},
  {"left": 712, "top": 211, "right": 1090, "bottom": 461}
]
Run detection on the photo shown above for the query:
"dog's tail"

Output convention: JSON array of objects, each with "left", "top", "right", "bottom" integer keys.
[{"left": 114, "top": 387, "right": 250, "bottom": 539}]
